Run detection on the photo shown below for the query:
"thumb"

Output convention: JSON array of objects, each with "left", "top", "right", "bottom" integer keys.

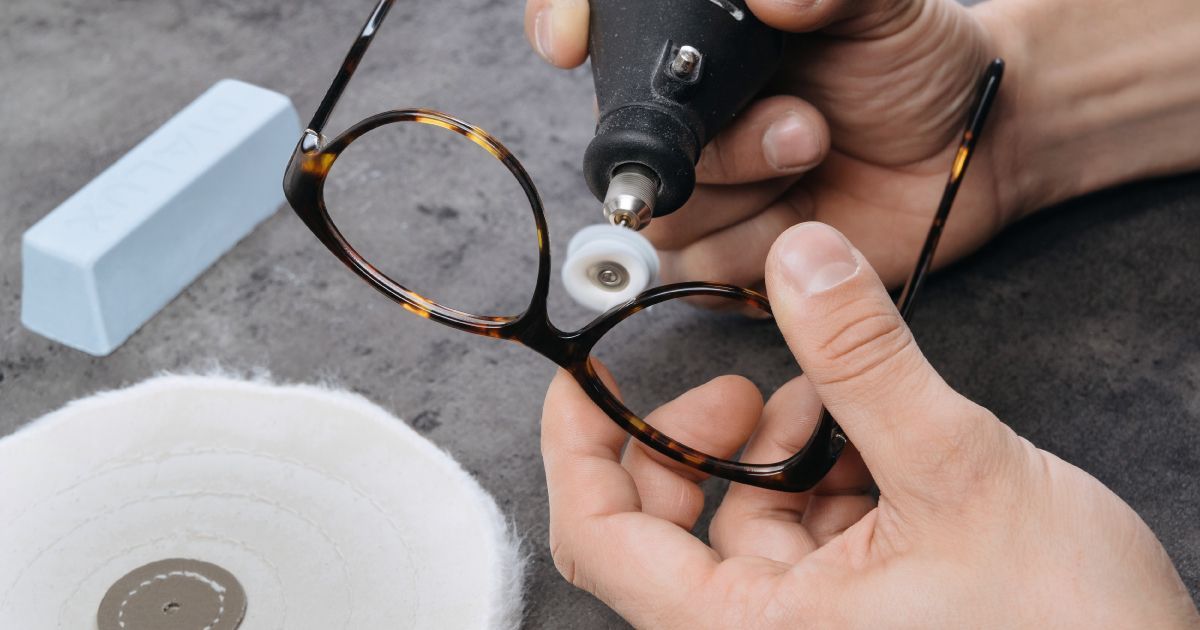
[{"left": 766, "top": 222, "right": 1008, "bottom": 505}]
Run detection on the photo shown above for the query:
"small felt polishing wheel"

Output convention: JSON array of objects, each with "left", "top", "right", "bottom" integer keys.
[{"left": 563, "top": 224, "right": 660, "bottom": 312}]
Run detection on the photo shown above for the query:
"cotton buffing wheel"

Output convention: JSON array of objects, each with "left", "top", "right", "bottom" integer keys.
[{"left": 562, "top": 224, "right": 660, "bottom": 312}]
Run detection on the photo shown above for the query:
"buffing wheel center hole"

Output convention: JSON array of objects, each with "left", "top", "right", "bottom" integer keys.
[{"left": 590, "top": 263, "right": 630, "bottom": 291}]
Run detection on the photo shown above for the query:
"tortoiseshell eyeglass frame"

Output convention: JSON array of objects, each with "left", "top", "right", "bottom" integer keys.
[{"left": 283, "top": 0, "right": 1005, "bottom": 493}]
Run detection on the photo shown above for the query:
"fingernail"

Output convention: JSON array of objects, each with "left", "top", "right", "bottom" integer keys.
[
  {"left": 776, "top": 223, "right": 859, "bottom": 295},
  {"left": 534, "top": 5, "right": 555, "bottom": 63},
  {"left": 762, "top": 114, "right": 822, "bottom": 172}
]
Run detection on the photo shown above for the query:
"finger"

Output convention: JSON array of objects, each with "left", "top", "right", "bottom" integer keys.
[
  {"left": 764, "top": 222, "right": 1010, "bottom": 507},
  {"left": 542, "top": 368, "right": 638, "bottom": 524},
  {"left": 710, "top": 376, "right": 873, "bottom": 562},
  {"left": 642, "top": 177, "right": 797, "bottom": 252},
  {"left": 746, "top": 0, "right": 918, "bottom": 36},
  {"left": 525, "top": 0, "right": 590, "bottom": 68},
  {"left": 660, "top": 194, "right": 810, "bottom": 288},
  {"left": 622, "top": 376, "right": 763, "bottom": 530},
  {"left": 796, "top": 444, "right": 876, "bottom": 552},
  {"left": 695, "top": 95, "right": 830, "bottom": 185},
  {"left": 709, "top": 376, "right": 820, "bottom": 562},
  {"left": 541, "top": 369, "right": 722, "bottom": 613}
]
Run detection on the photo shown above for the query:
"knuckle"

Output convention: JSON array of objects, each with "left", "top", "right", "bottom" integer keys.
[
  {"left": 675, "top": 248, "right": 739, "bottom": 287},
  {"left": 812, "top": 296, "right": 914, "bottom": 387},
  {"left": 779, "top": 186, "right": 815, "bottom": 222},
  {"left": 676, "top": 254, "right": 725, "bottom": 284},
  {"left": 642, "top": 222, "right": 687, "bottom": 251},
  {"left": 696, "top": 134, "right": 734, "bottom": 182},
  {"left": 910, "top": 400, "right": 1008, "bottom": 501},
  {"left": 548, "top": 530, "right": 584, "bottom": 588},
  {"left": 707, "top": 510, "right": 732, "bottom": 550},
  {"left": 767, "top": 412, "right": 819, "bottom": 455},
  {"left": 915, "top": 409, "right": 982, "bottom": 476}
]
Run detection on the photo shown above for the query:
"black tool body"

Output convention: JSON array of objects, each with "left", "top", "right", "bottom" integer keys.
[{"left": 584, "top": 0, "right": 785, "bottom": 216}]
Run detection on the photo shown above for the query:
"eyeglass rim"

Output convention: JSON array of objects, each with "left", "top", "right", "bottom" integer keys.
[
  {"left": 286, "top": 109, "right": 553, "bottom": 332},
  {"left": 281, "top": 0, "right": 1005, "bottom": 492},
  {"left": 285, "top": 109, "right": 848, "bottom": 490}
]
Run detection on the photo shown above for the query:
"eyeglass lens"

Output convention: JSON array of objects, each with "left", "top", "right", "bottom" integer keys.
[{"left": 322, "top": 119, "right": 541, "bottom": 319}]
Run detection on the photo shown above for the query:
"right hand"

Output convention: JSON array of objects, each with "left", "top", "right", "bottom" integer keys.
[
  {"left": 541, "top": 222, "right": 1200, "bottom": 628},
  {"left": 524, "top": 0, "right": 1028, "bottom": 292}
]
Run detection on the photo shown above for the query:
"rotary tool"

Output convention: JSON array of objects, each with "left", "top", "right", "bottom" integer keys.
[{"left": 563, "top": 0, "right": 785, "bottom": 311}]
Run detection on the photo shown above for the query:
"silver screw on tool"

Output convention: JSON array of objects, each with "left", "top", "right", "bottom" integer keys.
[
  {"left": 590, "top": 262, "right": 630, "bottom": 291},
  {"left": 597, "top": 268, "right": 621, "bottom": 286},
  {"left": 670, "top": 45, "right": 702, "bottom": 78}
]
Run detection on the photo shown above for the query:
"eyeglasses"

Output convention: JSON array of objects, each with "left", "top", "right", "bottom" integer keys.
[{"left": 283, "top": 0, "right": 1005, "bottom": 492}]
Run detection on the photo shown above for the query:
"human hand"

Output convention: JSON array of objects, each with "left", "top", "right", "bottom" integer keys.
[
  {"left": 541, "top": 222, "right": 1200, "bottom": 628},
  {"left": 525, "top": 0, "right": 1017, "bottom": 291}
]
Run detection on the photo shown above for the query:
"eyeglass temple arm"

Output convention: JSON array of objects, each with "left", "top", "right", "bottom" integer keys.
[
  {"left": 895, "top": 58, "right": 1005, "bottom": 321},
  {"left": 783, "top": 59, "right": 1004, "bottom": 490},
  {"left": 307, "top": 0, "right": 396, "bottom": 134}
]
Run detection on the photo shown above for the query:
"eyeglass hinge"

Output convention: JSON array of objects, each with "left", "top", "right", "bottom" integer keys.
[{"left": 300, "top": 129, "right": 326, "bottom": 154}]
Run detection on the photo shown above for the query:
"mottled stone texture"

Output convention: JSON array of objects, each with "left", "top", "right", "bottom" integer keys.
[{"left": 0, "top": 0, "right": 1196, "bottom": 626}]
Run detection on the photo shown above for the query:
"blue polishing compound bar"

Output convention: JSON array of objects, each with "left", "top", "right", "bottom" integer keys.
[{"left": 21, "top": 79, "right": 300, "bottom": 356}]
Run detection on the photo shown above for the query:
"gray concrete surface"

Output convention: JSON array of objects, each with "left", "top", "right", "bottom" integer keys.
[{"left": 1, "top": 0, "right": 1197, "bottom": 627}]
